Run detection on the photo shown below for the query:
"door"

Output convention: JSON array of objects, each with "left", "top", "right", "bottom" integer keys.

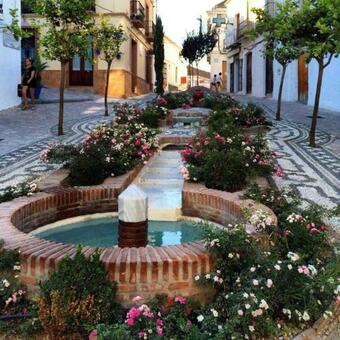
[
  {"left": 265, "top": 56, "right": 273, "bottom": 96},
  {"left": 298, "top": 54, "right": 308, "bottom": 104},
  {"left": 246, "top": 53, "right": 252, "bottom": 94},
  {"left": 131, "top": 40, "right": 138, "bottom": 94},
  {"left": 69, "top": 48, "right": 93, "bottom": 86},
  {"left": 238, "top": 58, "right": 243, "bottom": 92},
  {"left": 230, "top": 62, "right": 234, "bottom": 93},
  {"left": 222, "top": 60, "right": 227, "bottom": 90}
]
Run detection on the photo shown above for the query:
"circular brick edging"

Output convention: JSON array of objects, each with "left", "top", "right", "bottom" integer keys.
[{"left": 0, "top": 179, "right": 276, "bottom": 305}]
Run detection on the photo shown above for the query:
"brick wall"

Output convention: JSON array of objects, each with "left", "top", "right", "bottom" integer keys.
[{"left": 0, "top": 171, "right": 276, "bottom": 305}]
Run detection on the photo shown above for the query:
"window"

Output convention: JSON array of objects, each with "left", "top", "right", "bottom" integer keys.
[{"left": 175, "top": 67, "right": 178, "bottom": 83}]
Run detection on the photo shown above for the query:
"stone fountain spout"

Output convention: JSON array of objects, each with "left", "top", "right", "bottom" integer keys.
[{"left": 118, "top": 184, "right": 148, "bottom": 248}]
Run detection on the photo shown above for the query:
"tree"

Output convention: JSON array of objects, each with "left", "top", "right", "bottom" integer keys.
[
  {"left": 6, "top": 8, "right": 32, "bottom": 40},
  {"left": 30, "top": 0, "right": 95, "bottom": 135},
  {"left": 181, "top": 30, "right": 216, "bottom": 87},
  {"left": 251, "top": 0, "right": 301, "bottom": 121},
  {"left": 154, "top": 16, "right": 164, "bottom": 95},
  {"left": 94, "top": 17, "right": 125, "bottom": 116},
  {"left": 293, "top": 0, "right": 340, "bottom": 147}
]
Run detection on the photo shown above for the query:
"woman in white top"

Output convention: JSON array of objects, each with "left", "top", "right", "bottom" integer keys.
[
  {"left": 216, "top": 72, "right": 223, "bottom": 92},
  {"left": 211, "top": 74, "right": 217, "bottom": 91}
]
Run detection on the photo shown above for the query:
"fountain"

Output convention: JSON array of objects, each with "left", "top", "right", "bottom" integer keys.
[{"left": 118, "top": 185, "right": 148, "bottom": 248}]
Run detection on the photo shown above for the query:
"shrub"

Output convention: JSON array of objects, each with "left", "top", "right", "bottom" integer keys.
[
  {"left": 0, "top": 244, "right": 32, "bottom": 319},
  {"left": 140, "top": 106, "right": 162, "bottom": 128},
  {"left": 192, "top": 189, "right": 340, "bottom": 339},
  {"left": 38, "top": 249, "right": 120, "bottom": 339},
  {"left": 227, "top": 103, "right": 268, "bottom": 127},
  {"left": 207, "top": 110, "right": 243, "bottom": 139},
  {"left": 161, "top": 92, "right": 192, "bottom": 109},
  {"left": 0, "top": 180, "right": 37, "bottom": 204},
  {"left": 201, "top": 93, "right": 240, "bottom": 111},
  {"left": 42, "top": 120, "right": 159, "bottom": 186},
  {"left": 181, "top": 132, "right": 275, "bottom": 192}
]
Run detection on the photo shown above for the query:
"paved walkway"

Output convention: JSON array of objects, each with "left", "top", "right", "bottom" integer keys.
[
  {"left": 0, "top": 92, "right": 155, "bottom": 189},
  {"left": 235, "top": 95, "right": 340, "bottom": 229}
]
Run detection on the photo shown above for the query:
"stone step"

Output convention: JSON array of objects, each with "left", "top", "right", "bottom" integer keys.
[
  {"left": 148, "top": 207, "right": 182, "bottom": 221},
  {"left": 147, "top": 166, "right": 181, "bottom": 175}
]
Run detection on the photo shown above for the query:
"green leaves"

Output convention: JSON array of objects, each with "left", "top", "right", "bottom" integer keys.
[
  {"left": 31, "top": 0, "right": 95, "bottom": 63},
  {"left": 6, "top": 8, "right": 32, "bottom": 41},
  {"left": 94, "top": 16, "right": 125, "bottom": 63},
  {"left": 251, "top": 0, "right": 302, "bottom": 66},
  {"left": 154, "top": 16, "right": 165, "bottom": 95}
]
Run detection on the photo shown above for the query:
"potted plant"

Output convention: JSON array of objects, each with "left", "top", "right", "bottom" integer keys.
[{"left": 33, "top": 61, "right": 48, "bottom": 99}]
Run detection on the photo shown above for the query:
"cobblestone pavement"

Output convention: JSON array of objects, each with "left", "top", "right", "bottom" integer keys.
[
  {"left": 0, "top": 93, "right": 155, "bottom": 189},
  {"left": 235, "top": 95, "right": 340, "bottom": 229}
]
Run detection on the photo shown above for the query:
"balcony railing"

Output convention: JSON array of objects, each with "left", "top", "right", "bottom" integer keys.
[
  {"left": 145, "top": 21, "right": 154, "bottom": 42},
  {"left": 130, "top": 0, "right": 145, "bottom": 29}
]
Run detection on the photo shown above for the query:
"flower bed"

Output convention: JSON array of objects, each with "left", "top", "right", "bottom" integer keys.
[
  {"left": 180, "top": 131, "right": 280, "bottom": 192},
  {"left": 41, "top": 119, "right": 159, "bottom": 186}
]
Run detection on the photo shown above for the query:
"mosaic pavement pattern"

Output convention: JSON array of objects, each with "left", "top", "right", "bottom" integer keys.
[
  {"left": 0, "top": 116, "right": 112, "bottom": 189},
  {"left": 0, "top": 98, "right": 339, "bottom": 228},
  {"left": 263, "top": 107, "right": 340, "bottom": 229}
]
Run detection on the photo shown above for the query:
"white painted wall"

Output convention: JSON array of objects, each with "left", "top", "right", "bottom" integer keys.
[
  {"left": 273, "top": 60, "right": 298, "bottom": 102},
  {"left": 0, "top": 0, "right": 21, "bottom": 110},
  {"left": 164, "top": 36, "right": 187, "bottom": 91},
  {"left": 308, "top": 57, "right": 340, "bottom": 112}
]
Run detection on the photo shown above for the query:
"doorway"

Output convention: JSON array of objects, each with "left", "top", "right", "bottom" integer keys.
[
  {"left": 265, "top": 56, "right": 273, "bottom": 96},
  {"left": 131, "top": 40, "right": 138, "bottom": 94},
  {"left": 246, "top": 52, "right": 252, "bottom": 94},
  {"left": 298, "top": 54, "right": 308, "bottom": 104},
  {"left": 69, "top": 47, "right": 93, "bottom": 86},
  {"left": 222, "top": 60, "right": 227, "bottom": 90},
  {"left": 230, "top": 62, "right": 235, "bottom": 93}
]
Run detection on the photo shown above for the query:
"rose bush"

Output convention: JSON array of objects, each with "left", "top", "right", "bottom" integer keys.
[
  {"left": 41, "top": 118, "right": 159, "bottom": 186},
  {"left": 180, "top": 131, "right": 276, "bottom": 192}
]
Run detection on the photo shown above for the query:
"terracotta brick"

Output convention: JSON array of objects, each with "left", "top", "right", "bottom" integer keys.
[{"left": 168, "top": 281, "right": 189, "bottom": 290}]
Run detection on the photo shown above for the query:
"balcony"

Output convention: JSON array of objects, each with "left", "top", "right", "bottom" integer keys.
[
  {"left": 145, "top": 21, "right": 155, "bottom": 42},
  {"left": 237, "top": 19, "right": 254, "bottom": 40},
  {"left": 130, "top": 0, "right": 145, "bottom": 29}
]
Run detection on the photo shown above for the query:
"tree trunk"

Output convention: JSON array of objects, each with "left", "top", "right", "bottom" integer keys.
[
  {"left": 189, "top": 63, "right": 192, "bottom": 88},
  {"left": 58, "top": 62, "right": 66, "bottom": 136},
  {"left": 309, "top": 60, "right": 324, "bottom": 147},
  {"left": 276, "top": 63, "right": 287, "bottom": 121},
  {"left": 104, "top": 60, "right": 112, "bottom": 116},
  {"left": 196, "top": 62, "right": 199, "bottom": 87}
]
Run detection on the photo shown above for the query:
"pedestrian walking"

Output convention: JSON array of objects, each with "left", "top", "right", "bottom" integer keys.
[
  {"left": 211, "top": 74, "right": 217, "bottom": 91},
  {"left": 216, "top": 72, "right": 223, "bottom": 92},
  {"left": 21, "top": 58, "right": 36, "bottom": 110}
]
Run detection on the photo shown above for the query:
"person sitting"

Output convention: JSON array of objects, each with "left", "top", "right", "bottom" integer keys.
[{"left": 21, "top": 58, "right": 36, "bottom": 110}]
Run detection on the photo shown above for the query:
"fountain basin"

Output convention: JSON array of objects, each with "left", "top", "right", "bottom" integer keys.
[
  {"left": 31, "top": 214, "right": 205, "bottom": 248},
  {"left": 0, "top": 183, "right": 275, "bottom": 305}
]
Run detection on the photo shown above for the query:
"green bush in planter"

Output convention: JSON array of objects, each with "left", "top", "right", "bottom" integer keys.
[
  {"left": 140, "top": 106, "right": 162, "bottom": 128},
  {"left": 39, "top": 249, "right": 120, "bottom": 338}
]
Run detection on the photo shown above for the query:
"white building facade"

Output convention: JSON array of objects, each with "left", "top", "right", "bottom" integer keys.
[
  {"left": 224, "top": 0, "right": 270, "bottom": 97},
  {"left": 164, "top": 35, "right": 187, "bottom": 92},
  {"left": 0, "top": 0, "right": 21, "bottom": 110},
  {"left": 224, "top": 0, "right": 340, "bottom": 112},
  {"left": 207, "top": 1, "right": 228, "bottom": 89}
]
